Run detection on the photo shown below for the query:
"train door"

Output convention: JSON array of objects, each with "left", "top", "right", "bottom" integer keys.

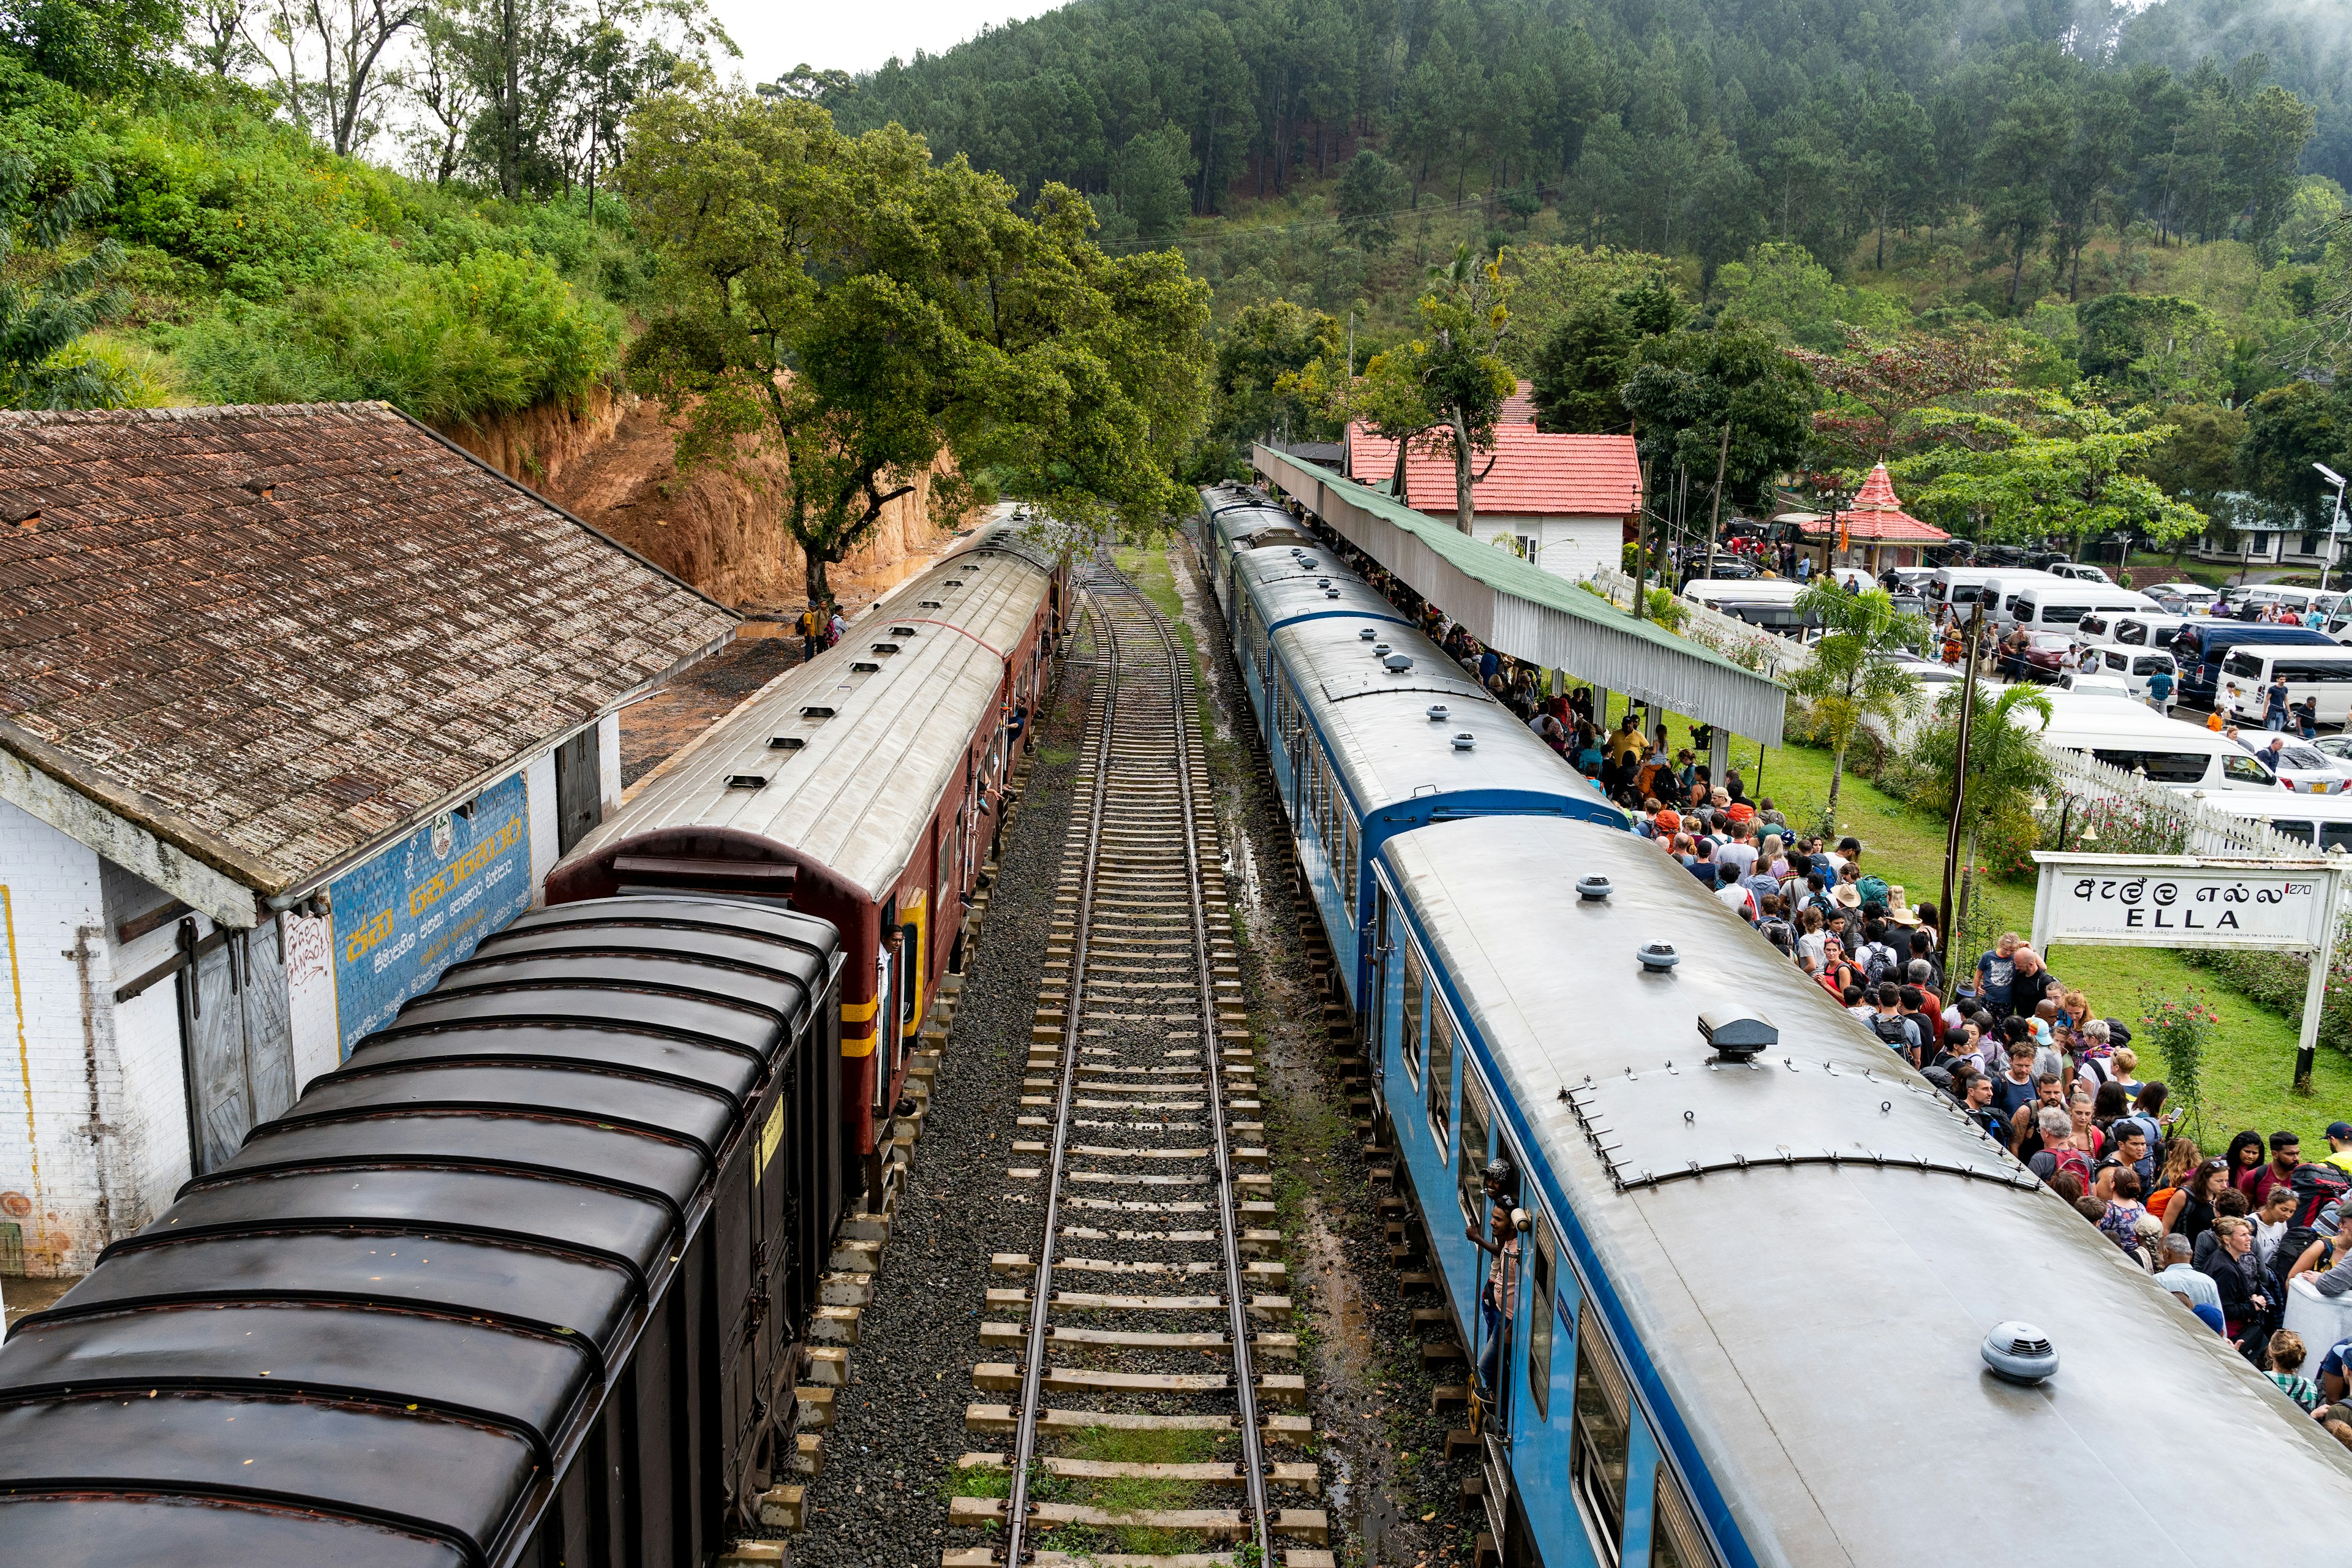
[
  {"left": 897, "top": 891, "right": 925, "bottom": 1075},
  {"left": 1366, "top": 890, "right": 1389, "bottom": 1103}
]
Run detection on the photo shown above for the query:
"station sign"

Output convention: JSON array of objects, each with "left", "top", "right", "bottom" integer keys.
[{"left": 2031, "top": 854, "right": 2342, "bottom": 952}]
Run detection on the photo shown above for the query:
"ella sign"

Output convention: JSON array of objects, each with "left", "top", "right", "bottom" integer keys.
[{"left": 2030, "top": 853, "right": 2343, "bottom": 952}]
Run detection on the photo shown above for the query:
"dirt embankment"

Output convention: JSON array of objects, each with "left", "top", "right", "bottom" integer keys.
[{"left": 437, "top": 392, "right": 959, "bottom": 611}]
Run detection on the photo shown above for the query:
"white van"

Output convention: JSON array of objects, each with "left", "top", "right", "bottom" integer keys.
[
  {"left": 2082, "top": 644, "right": 2179, "bottom": 700},
  {"left": 2199, "top": 793, "right": 2352, "bottom": 853},
  {"left": 2031, "top": 695, "right": 2283, "bottom": 792},
  {"left": 2073, "top": 611, "right": 2217, "bottom": 649},
  {"left": 2214, "top": 644, "right": 2352, "bottom": 725},
  {"left": 2007, "top": 584, "right": 2160, "bottom": 635},
  {"left": 2231, "top": 586, "right": 2345, "bottom": 624},
  {"left": 1928, "top": 567, "right": 2007, "bottom": 612},
  {"left": 1980, "top": 570, "right": 2070, "bottom": 628},
  {"left": 1683, "top": 577, "right": 1803, "bottom": 609}
]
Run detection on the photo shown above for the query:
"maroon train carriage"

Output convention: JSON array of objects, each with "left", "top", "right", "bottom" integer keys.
[{"left": 549, "top": 526, "right": 1063, "bottom": 1200}]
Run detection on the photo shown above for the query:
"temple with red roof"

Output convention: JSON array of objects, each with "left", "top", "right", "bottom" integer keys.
[
  {"left": 1343, "top": 421, "right": 1642, "bottom": 582},
  {"left": 1795, "top": 462, "right": 1950, "bottom": 570}
]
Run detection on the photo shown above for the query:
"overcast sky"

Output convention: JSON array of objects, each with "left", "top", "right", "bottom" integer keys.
[{"left": 706, "top": 1, "right": 1065, "bottom": 83}]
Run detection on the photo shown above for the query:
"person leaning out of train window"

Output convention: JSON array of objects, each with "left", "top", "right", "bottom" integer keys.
[{"left": 1464, "top": 1159, "right": 1521, "bottom": 1391}]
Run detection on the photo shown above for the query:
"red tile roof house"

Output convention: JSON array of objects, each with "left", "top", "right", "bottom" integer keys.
[
  {"left": 0, "top": 403, "right": 736, "bottom": 1276},
  {"left": 1344, "top": 421, "right": 1643, "bottom": 583}
]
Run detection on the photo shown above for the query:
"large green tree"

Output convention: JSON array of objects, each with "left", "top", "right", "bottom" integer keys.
[
  {"left": 1619, "top": 324, "right": 1817, "bottom": 510},
  {"left": 1334, "top": 148, "right": 1406, "bottom": 253},
  {"left": 1528, "top": 275, "right": 1680, "bottom": 434},
  {"left": 620, "top": 74, "right": 1210, "bottom": 605},
  {"left": 1346, "top": 244, "right": 1515, "bottom": 530},
  {"left": 2236, "top": 380, "right": 2348, "bottom": 524},
  {"left": 1895, "top": 390, "right": 2208, "bottom": 549}
]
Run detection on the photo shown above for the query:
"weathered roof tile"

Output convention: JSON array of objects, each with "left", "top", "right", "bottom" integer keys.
[{"left": 0, "top": 401, "right": 734, "bottom": 894}]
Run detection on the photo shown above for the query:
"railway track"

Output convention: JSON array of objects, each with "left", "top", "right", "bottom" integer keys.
[{"left": 948, "top": 559, "right": 1330, "bottom": 1568}]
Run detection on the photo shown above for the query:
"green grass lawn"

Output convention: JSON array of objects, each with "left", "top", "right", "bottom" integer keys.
[{"left": 1600, "top": 692, "right": 2352, "bottom": 1149}]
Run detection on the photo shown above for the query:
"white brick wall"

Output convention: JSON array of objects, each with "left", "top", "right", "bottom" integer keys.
[
  {"left": 526, "top": 750, "right": 558, "bottom": 909},
  {"left": 0, "top": 799, "right": 142, "bottom": 1276}
]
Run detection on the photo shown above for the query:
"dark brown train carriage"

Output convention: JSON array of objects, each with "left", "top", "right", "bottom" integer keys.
[
  {"left": 548, "top": 526, "right": 1061, "bottom": 1199},
  {"left": 0, "top": 895, "right": 842, "bottom": 1567}
]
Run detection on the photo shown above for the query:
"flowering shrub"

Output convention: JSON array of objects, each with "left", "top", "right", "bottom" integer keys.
[
  {"left": 2035, "top": 791, "right": 2192, "bottom": 858},
  {"left": 2139, "top": 993, "right": 2220, "bottom": 1134}
]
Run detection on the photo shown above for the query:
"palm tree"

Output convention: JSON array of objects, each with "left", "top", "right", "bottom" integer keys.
[
  {"left": 1786, "top": 581, "right": 1925, "bottom": 830},
  {"left": 1910, "top": 680, "right": 2054, "bottom": 944}
]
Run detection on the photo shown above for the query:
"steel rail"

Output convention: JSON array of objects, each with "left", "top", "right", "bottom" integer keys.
[
  {"left": 1138, "top": 582, "right": 1275, "bottom": 1567},
  {"left": 1000, "top": 586, "right": 1121, "bottom": 1567}
]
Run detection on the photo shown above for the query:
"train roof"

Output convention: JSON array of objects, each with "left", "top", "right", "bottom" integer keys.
[
  {"left": 1200, "top": 484, "right": 1302, "bottom": 549},
  {"left": 565, "top": 527, "right": 1055, "bottom": 901},
  {"left": 1271, "top": 613, "right": 1621, "bottom": 823},
  {"left": 1378, "top": 817, "right": 2352, "bottom": 1564},
  {"left": 1233, "top": 543, "right": 1413, "bottom": 631},
  {"left": 0, "top": 897, "right": 839, "bottom": 1567}
]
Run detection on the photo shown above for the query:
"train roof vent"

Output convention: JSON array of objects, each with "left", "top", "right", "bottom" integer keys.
[
  {"left": 919, "top": 600, "right": 943, "bottom": 609},
  {"left": 946, "top": 579, "right": 965, "bottom": 587},
  {"left": 1981, "top": 1322, "right": 2058, "bottom": 1385},
  {"left": 1636, "top": 941, "right": 1681, "bottom": 973},
  {"left": 1452, "top": 731, "right": 1476, "bottom": 751},
  {"left": 870, "top": 642, "right": 900, "bottom": 654},
  {"left": 891, "top": 625, "right": 918, "bottom": 636},
  {"left": 801, "top": 706, "right": 835, "bottom": 720},
  {"left": 1576, "top": 875, "right": 1612, "bottom": 901},
  {"left": 1360, "top": 627, "right": 1378, "bottom": 641},
  {"left": 1325, "top": 588, "right": 1341, "bottom": 598},
  {"left": 769, "top": 736, "right": 807, "bottom": 750},
  {"left": 1383, "top": 652, "right": 1413, "bottom": 672},
  {"left": 1316, "top": 577, "right": 1331, "bottom": 587},
  {"left": 725, "top": 774, "right": 768, "bottom": 790},
  {"left": 851, "top": 661, "right": 880, "bottom": 673},
  {"left": 1697, "top": 1009, "right": 1775, "bottom": 1061},
  {"left": 1425, "top": 703, "right": 1449, "bottom": 722}
]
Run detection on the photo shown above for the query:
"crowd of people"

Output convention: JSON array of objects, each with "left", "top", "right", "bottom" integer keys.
[{"left": 1278, "top": 510, "right": 2352, "bottom": 1442}]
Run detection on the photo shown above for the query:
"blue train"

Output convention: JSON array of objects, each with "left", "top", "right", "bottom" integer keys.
[
  {"left": 1197, "top": 483, "right": 1623, "bottom": 1009},
  {"left": 1197, "top": 483, "right": 2352, "bottom": 1568}
]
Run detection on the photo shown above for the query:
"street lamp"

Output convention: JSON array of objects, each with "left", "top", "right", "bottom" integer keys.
[{"left": 2319, "top": 463, "right": 2348, "bottom": 595}]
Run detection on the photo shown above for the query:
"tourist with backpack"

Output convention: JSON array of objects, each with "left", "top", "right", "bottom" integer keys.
[
  {"left": 1866, "top": 982, "right": 1922, "bottom": 1065},
  {"left": 2030, "top": 1109, "right": 2095, "bottom": 1191}
]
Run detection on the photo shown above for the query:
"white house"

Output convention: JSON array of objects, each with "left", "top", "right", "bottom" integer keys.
[
  {"left": 1343, "top": 420, "right": 1642, "bottom": 582},
  {"left": 0, "top": 402, "right": 736, "bottom": 1278}
]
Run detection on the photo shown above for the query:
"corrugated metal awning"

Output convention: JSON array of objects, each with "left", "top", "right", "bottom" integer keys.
[{"left": 1254, "top": 443, "right": 1789, "bottom": 745}]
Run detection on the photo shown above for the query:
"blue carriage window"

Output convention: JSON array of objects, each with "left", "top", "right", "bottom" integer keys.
[
  {"left": 1456, "top": 1070, "right": 1489, "bottom": 1225},
  {"left": 1401, "top": 941, "right": 1425, "bottom": 1087},
  {"left": 1649, "top": 1465, "right": 1718, "bottom": 1568},
  {"left": 1428, "top": 1002, "right": 1453, "bottom": 1144},
  {"left": 1340, "top": 810, "right": 1357, "bottom": 923},
  {"left": 1528, "top": 1215, "right": 1556, "bottom": 1421},
  {"left": 1571, "top": 1329, "right": 1632, "bottom": 1566}
]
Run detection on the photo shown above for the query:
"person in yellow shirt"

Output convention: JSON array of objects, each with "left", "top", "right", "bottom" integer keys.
[{"left": 2323, "top": 1121, "right": 2352, "bottom": 1176}]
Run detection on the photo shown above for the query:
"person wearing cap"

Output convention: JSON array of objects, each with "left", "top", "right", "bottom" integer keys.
[{"left": 2324, "top": 1122, "right": 2352, "bottom": 1176}]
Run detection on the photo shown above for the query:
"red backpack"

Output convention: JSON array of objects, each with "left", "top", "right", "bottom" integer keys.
[{"left": 2046, "top": 1146, "right": 2094, "bottom": 1191}]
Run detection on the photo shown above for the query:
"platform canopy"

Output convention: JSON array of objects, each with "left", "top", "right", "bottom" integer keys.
[{"left": 1254, "top": 442, "right": 1789, "bottom": 747}]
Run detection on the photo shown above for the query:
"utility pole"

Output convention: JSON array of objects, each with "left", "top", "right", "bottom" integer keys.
[
  {"left": 1939, "top": 600, "right": 1987, "bottom": 1006},
  {"left": 2317, "top": 463, "right": 2347, "bottom": 595},
  {"left": 1703, "top": 423, "right": 1731, "bottom": 578},
  {"left": 1631, "top": 457, "right": 1653, "bottom": 620}
]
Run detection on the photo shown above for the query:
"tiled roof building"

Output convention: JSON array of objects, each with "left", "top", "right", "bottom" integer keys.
[{"left": 1343, "top": 422, "right": 1642, "bottom": 581}]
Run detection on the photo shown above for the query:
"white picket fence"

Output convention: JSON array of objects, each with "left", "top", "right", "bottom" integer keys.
[
  {"left": 1586, "top": 567, "right": 1806, "bottom": 680},
  {"left": 1583, "top": 566, "right": 2321, "bottom": 862}
]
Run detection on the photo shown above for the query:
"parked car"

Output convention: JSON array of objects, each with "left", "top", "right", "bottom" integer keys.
[
  {"left": 2237, "top": 734, "right": 2352, "bottom": 794},
  {"left": 2020, "top": 629, "right": 2079, "bottom": 680},
  {"left": 2049, "top": 562, "right": 2114, "bottom": 583},
  {"left": 2057, "top": 671, "right": 2136, "bottom": 699}
]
